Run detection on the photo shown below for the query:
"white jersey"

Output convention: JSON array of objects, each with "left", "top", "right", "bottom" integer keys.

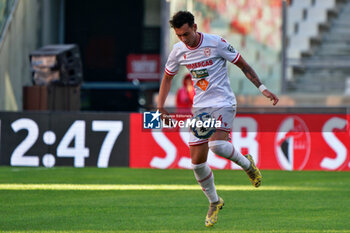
[{"left": 165, "top": 32, "right": 240, "bottom": 108}]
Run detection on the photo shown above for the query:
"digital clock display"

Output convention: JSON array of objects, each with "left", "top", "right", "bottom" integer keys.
[{"left": 0, "top": 112, "right": 130, "bottom": 167}]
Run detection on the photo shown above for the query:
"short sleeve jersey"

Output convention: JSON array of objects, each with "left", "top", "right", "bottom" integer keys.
[{"left": 165, "top": 33, "right": 240, "bottom": 108}]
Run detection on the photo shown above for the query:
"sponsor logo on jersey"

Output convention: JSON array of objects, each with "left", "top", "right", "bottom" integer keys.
[
  {"left": 204, "top": 48, "right": 211, "bottom": 57},
  {"left": 227, "top": 45, "right": 235, "bottom": 53},
  {"left": 221, "top": 38, "right": 227, "bottom": 43},
  {"left": 185, "top": 59, "right": 213, "bottom": 70},
  {"left": 274, "top": 116, "right": 311, "bottom": 170},
  {"left": 191, "top": 69, "right": 209, "bottom": 79},
  {"left": 196, "top": 79, "right": 209, "bottom": 91}
]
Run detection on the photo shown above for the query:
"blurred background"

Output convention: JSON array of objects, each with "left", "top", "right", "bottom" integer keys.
[
  {"left": 1, "top": 0, "right": 350, "bottom": 112},
  {"left": 1, "top": 4, "right": 349, "bottom": 230}
]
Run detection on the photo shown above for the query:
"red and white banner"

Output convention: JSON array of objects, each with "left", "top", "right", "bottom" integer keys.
[
  {"left": 127, "top": 54, "right": 160, "bottom": 81},
  {"left": 130, "top": 113, "right": 350, "bottom": 171}
]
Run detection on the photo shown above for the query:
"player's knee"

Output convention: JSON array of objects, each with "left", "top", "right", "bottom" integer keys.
[{"left": 208, "top": 140, "right": 231, "bottom": 158}]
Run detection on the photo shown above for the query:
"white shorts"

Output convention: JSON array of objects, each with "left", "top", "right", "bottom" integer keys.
[{"left": 188, "top": 106, "right": 236, "bottom": 146}]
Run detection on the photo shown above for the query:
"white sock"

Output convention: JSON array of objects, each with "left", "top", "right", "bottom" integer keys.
[
  {"left": 208, "top": 140, "right": 250, "bottom": 170},
  {"left": 192, "top": 162, "right": 219, "bottom": 203}
]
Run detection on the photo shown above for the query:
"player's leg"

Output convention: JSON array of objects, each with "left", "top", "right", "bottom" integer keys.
[
  {"left": 209, "top": 107, "right": 262, "bottom": 187},
  {"left": 208, "top": 130, "right": 250, "bottom": 169},
  {"left": 208, "top": 130, "right": 261, "bottom": 187},
  {"left": 190, "top": 143, "right": 218, "bottom": 204},
  {"left": 189, "top": 140, "right": 223, "bottom": 227}
]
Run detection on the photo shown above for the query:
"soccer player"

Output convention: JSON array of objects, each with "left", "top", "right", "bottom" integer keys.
[{"left": 157, "top": 11, "right": 279, "bottom": 227}]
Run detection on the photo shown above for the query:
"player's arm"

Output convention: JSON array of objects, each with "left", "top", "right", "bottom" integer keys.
[
  {"left": 157, "top": 73, "right": 173, "bottom": 108},
  {"left": 157, "top": 73, "right": 174, "bottom": 124},
  {"left": 234, "top": 56, "right": 279, "bottom": 106}
]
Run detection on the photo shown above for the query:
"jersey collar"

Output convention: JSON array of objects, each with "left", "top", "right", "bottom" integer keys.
[{"left": 186, "top": 32, "right": 203, "bottom": 50}]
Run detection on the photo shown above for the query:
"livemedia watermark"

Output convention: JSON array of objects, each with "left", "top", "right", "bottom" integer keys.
[{"left": 143, "top": 110, "right": 221, "bottom": 130}]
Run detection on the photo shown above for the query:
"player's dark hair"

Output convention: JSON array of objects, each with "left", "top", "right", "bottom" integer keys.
[{"left": 169, "top": 11, "right": 195, "bottom": 28}]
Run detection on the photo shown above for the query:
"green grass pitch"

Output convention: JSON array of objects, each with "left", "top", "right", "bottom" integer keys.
[{"left": 0, "top": 167, "right": 349, "bottom": 232}]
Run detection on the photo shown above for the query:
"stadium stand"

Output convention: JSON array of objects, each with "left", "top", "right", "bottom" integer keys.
[
  {"left": 172, "top": 0, "right": 282, "bottom": 95},
  {"left": 287, "top": 0, "right": 350, "bottom": 94},
  {"left": 287, "top": 0, "right": 337, "bottom": 59}
]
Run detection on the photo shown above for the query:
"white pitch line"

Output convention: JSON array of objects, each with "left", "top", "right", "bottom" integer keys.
[{"left": 0, "top": 184, "right": 335, "bottom": 191}]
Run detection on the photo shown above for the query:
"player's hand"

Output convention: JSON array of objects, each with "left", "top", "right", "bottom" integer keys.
[
  {"left": 262, "top": 90, "right": 279, "bottom": 106},
  {"left": 158, "top": 107, "right": 174, "bottom": 126}
]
